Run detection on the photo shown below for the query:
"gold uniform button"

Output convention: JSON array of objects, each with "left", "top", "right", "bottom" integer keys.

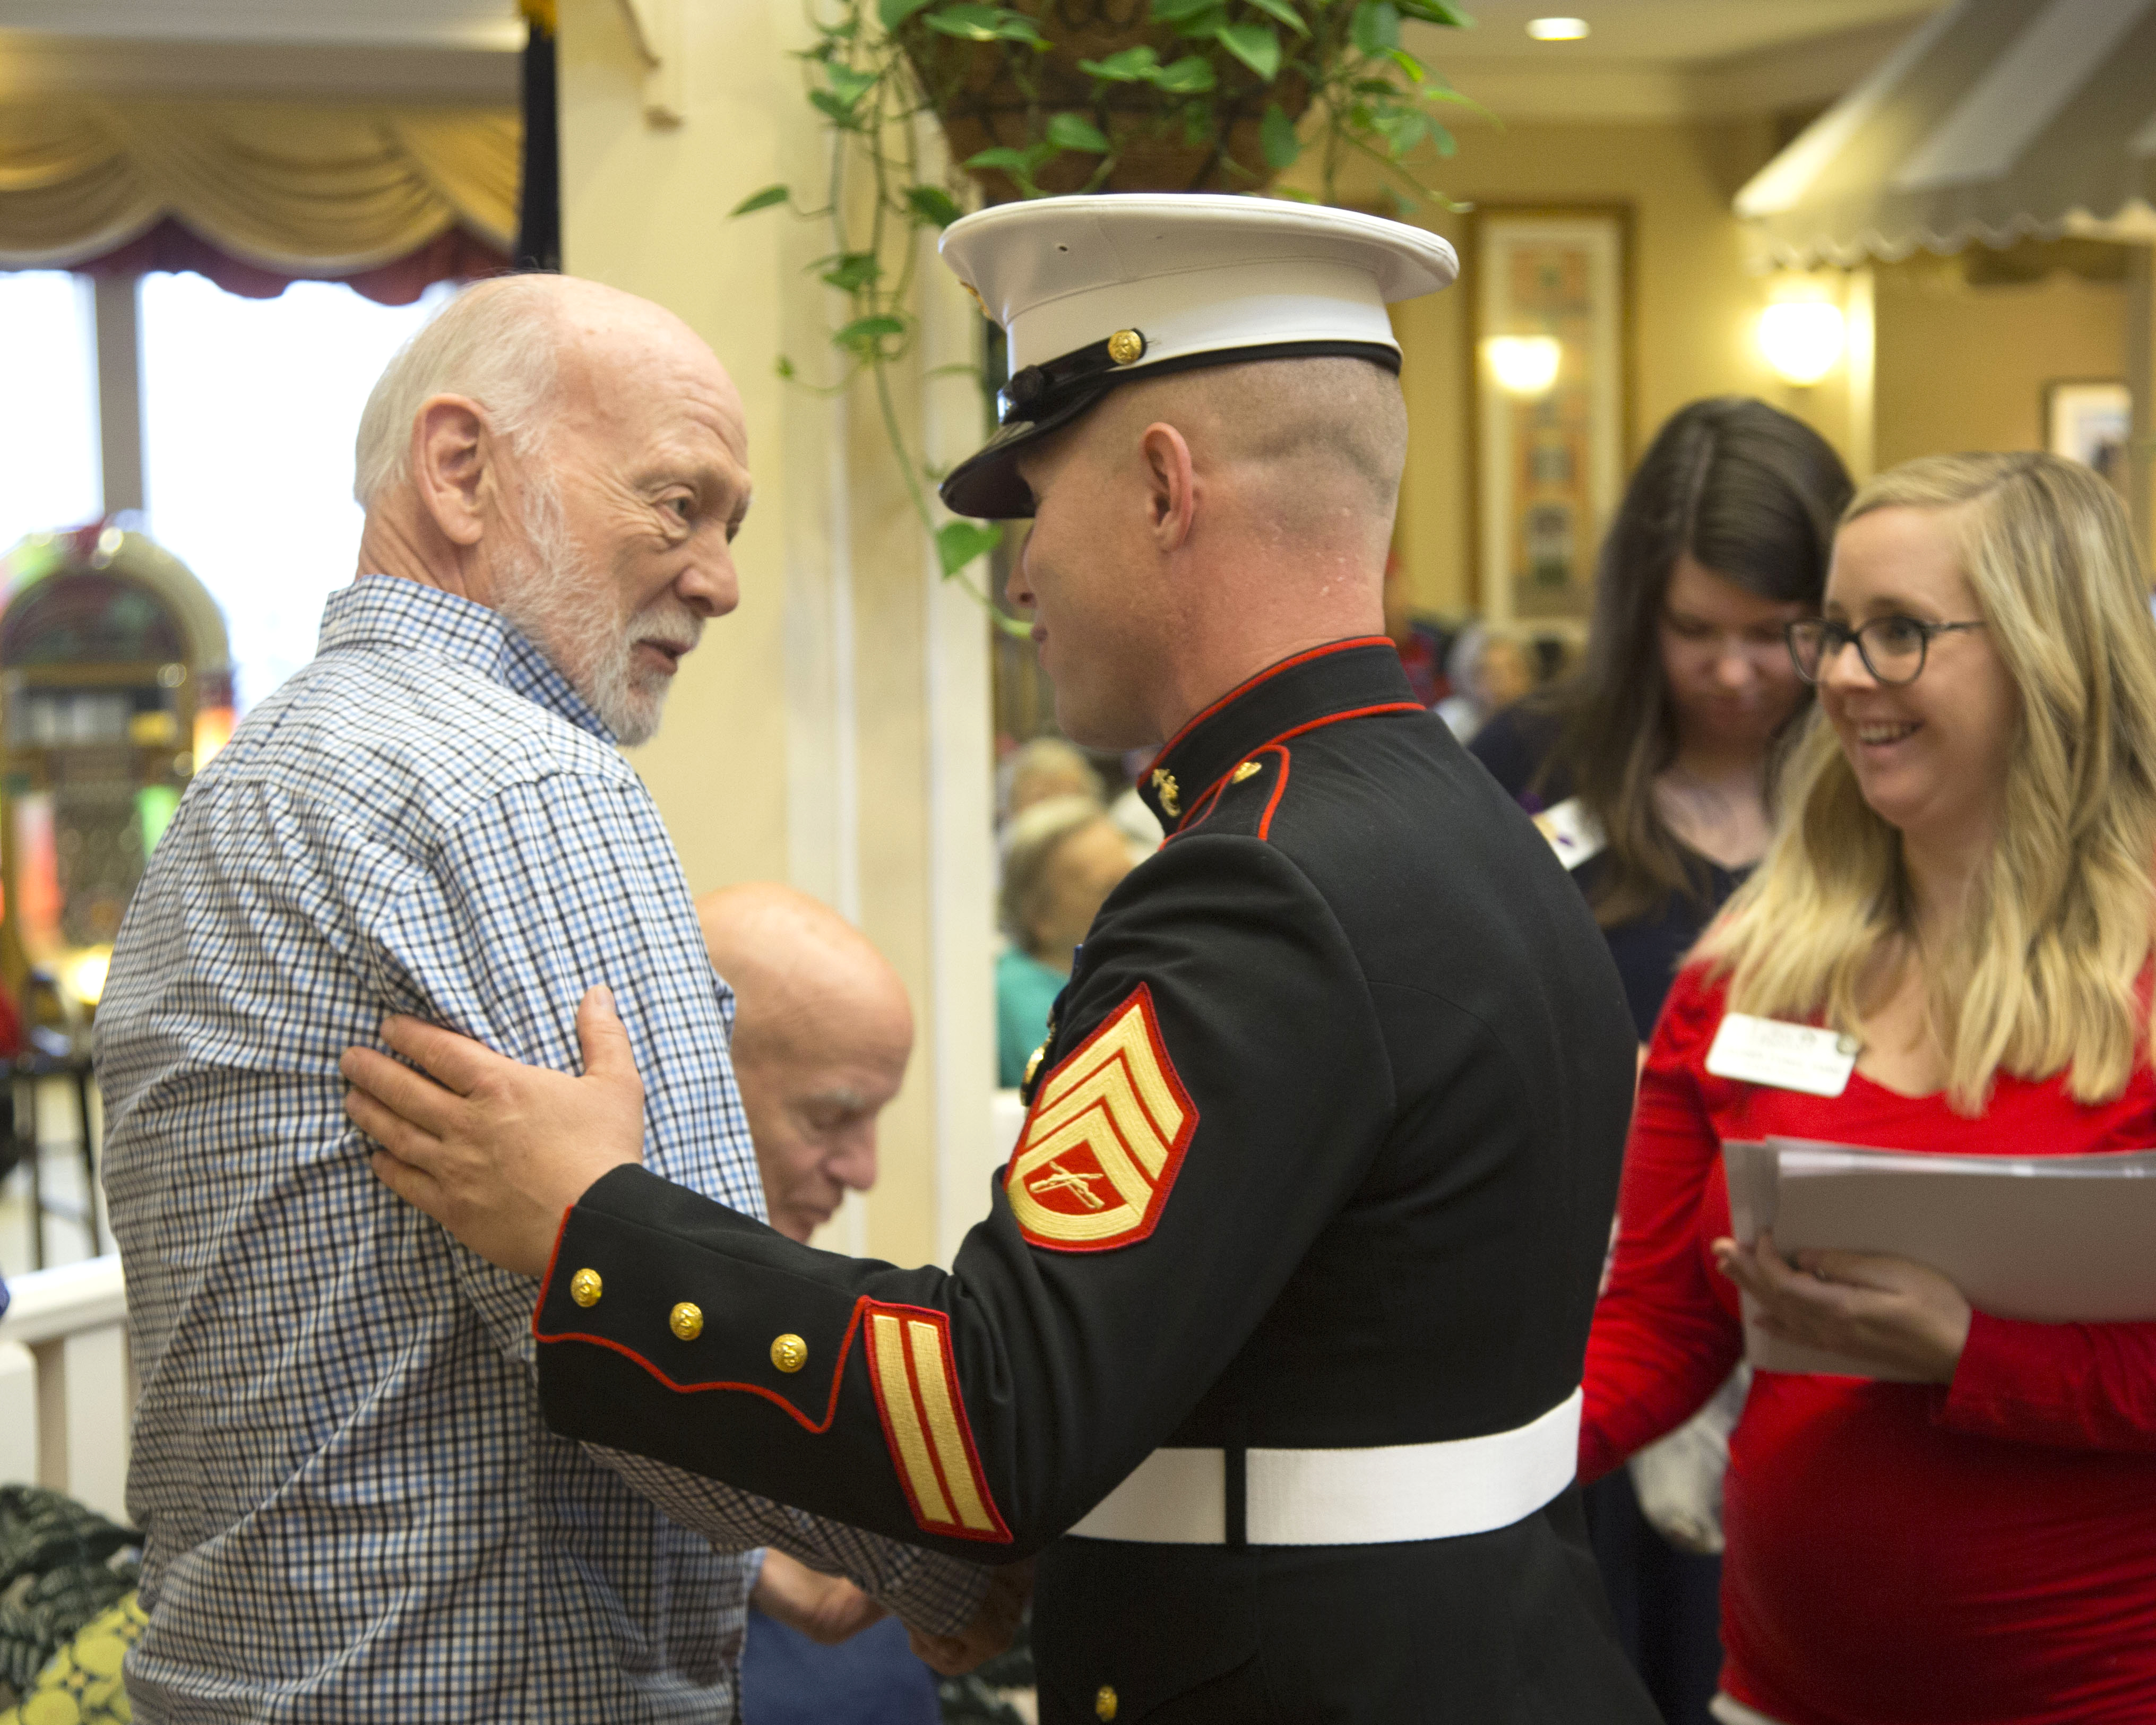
[
  {"left": 1232, "top": 760, "right": 1262, "bottom": 784},
  {"left": 1095, "top": 1684, "right": 1118, "bottom": 1720},
  {"left": 771, "top": 1333, "right": 808, "bottom": 1374},
  {"left": 1107, "top": 328, "right": 1145, "bottom": 366},
  {"left": 669, "top": 1301, "right": 704, "bottom": 1341},
  {"left": 1022, "top": 1042, "right": 1047, "bottom": 1087},
  {"left": 570, "top": 1269, "right": 602, "bottom": 1308}
]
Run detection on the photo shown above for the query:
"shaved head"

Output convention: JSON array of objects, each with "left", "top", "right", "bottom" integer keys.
[
  {"left": 1087, "top": 355, "right": 1408, "bottom": 547},
  {"left": 1008, "top": 353, "right": 1405, "bottom": 749},
  {"left": 697, "top": 884, "right": 913, "bottom": 1242}
]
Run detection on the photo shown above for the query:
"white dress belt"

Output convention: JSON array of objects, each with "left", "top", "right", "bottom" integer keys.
[{"left": 1066, "top": 1387, "right": 1582, "bottom": 1546}]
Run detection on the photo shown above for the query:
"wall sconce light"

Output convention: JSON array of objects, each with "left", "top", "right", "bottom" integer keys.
[
  {"left": 1486, "top": 335, "right": 1563, "bottom": 396},
  {"left": 64, "top": 947, "right": 111, "bottom": 1007},
  {"left": 1758, "top": 301, "right": 1845, "bottom": 386},
  {"left": 1527, "top": 17, "right": 1590, "bottom": 40}
]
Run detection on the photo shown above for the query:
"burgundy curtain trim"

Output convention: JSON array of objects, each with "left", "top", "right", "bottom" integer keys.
[{"left": 73, "top": 218, "right": 512, "bottom": 306}]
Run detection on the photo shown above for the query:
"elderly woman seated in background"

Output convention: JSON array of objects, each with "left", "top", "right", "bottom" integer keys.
[
  {"left": 994, "top": 794, "right": 1134, "bottom": 1087},
  {"left": 997, "top": 735, "right": 1103, "bottom": 823},
  {"left": 1584, "top": 452, "right": 2156, "bottom": 1725},
  {"left": 1433, "top": 620, "right": 1532, "bottom": 741}
]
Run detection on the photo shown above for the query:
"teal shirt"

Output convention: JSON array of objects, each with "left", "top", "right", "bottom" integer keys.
[{"left": 996, "top": 946, "right": 1068, "bottom": 1087}]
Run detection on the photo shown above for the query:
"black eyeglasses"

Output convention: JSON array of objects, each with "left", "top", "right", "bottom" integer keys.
[{"left": 1783, "top": 616, "right": 1987, "bottom": 687}]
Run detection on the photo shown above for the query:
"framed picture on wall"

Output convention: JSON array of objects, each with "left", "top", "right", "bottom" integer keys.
[
  {"left": 2045, "top": 379, "right": 2131, "bottom": 493},
  {"left": 1469, "top": 206, "right": 1632, "bottom": 636}
]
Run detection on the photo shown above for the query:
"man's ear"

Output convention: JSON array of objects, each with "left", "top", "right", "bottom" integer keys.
[
  {"left": 1139, "top": 422, "right": 1197, "bottom": 552},
  {"left": 409, "top": 395, "right": 493, "bottom": 548}
]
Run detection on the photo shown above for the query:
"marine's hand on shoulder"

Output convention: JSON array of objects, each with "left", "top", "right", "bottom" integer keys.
[
  {"left": 1714, "top": 1228, "right": 1971, "bottom": 1383},
  {"left": 342, "top": 984, "right": 647, "bottom": 1278},
  {"left": 753, "top": 1549, "right": 889, "bottom": 1645},
  {"left": 907, "top": 1558, "right": 1032, "bottom": 1677}
]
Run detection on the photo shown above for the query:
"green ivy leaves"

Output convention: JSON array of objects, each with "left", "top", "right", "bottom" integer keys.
[
  {"left": 1076, "top": 45, "right": 1219, "bottom": 93},
  {"left": 905, "top": 185, "right": 964, "bottom": 227},
  {"left": 1261, "top": 102, "right": 1301, "bottom": 168},
  {"left": 832, "top": 314, "right": 907, "bottom": 358},
  {"left": 1214, "top": 21, "right": 1281, "bottom": 79},
  {"left": 729, "top": 184, "right": 791, "bottom": 217},
  {"left": 922, "top": 3, "right": 1042, "bottom": 42},
  {"left": 1045, "top": 113, "right": 1112, "bottom": 152},
  {"left": 936, "top": 520, "right": 1005, "bottom": 576},
  {"left": 745, "top": 0, "right": 1480, "bottom": 597}
]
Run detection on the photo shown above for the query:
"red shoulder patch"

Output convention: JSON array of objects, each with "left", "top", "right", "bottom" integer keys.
[{"left": 1003, "top": 984, "right": 1198, "bottom": 1253}]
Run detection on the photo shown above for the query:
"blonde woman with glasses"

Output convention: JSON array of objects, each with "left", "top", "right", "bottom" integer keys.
[{"left": 1581, "top": 452, "right": 2156, "bottom": 1725}]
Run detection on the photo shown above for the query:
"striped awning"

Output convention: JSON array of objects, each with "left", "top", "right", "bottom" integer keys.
[{"left": 1736, "top": 0, "right": 2156, "bottom": 268}]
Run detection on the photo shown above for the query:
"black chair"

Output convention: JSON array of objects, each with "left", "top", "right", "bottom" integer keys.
[{"left": 8, "top": 970, "right": 100, "bottom": 1271}]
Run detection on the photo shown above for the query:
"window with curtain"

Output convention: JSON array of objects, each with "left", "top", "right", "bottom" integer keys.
[
  {"left": 0, "top": 272, "right": 101, "bottom": 553},
  {"left": 140, "top": 273, "right": 454, "bottom": 711}
]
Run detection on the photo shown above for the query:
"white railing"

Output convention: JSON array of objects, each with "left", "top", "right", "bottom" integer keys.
[{"left": 0, "top": 1253, "right": 134, "bottom": 1524}]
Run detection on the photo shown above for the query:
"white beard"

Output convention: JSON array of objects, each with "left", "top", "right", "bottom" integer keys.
[{"left": 494, "top": 475, "right": 703, "bottom": 747}]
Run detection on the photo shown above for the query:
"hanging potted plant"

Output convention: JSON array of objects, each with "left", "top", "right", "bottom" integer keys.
[{"left": 735, "top": 0, "right": 1474, "bottom": 581}]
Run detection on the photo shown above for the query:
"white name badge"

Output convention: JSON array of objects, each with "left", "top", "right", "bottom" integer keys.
[
  {"left": 1532, "top": 797, "right": 1607, "bottom": 872},
  {"left": 1705, "top": 1013, "right": 1861, "bottom": 1097}
]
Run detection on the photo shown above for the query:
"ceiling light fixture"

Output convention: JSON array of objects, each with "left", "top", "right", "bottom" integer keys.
[{"left": 1527, "top": 17, "right": 1590, "bottom": 41}]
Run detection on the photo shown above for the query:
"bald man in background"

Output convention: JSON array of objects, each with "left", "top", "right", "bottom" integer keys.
[
  {"left": 700, "top": 884, "right": 909, "bottom": 1245},
  {"left": 701, "top": 884, "right": 943, "bottom": 1725}
]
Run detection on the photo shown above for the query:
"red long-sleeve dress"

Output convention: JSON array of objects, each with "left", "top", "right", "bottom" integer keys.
[{"left": 1582, "top": 963, "right": 2156, "bottom": 1725}]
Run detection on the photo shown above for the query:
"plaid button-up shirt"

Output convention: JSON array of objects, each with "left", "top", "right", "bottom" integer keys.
[{"left": 98, "top": 577, "right": 982, "bottom": 1722}]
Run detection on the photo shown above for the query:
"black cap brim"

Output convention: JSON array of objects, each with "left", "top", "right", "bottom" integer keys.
[
  {"left": 937, "top": 339, "right": 1404, "bottom": 521},
  {"left": 937, "top": 380, "right": 1116, "bottom": 520}
]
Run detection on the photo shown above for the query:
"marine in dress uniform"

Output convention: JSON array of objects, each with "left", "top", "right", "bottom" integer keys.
[{"left": 523, "top": 198, "right": 1657, "bottom": 1723}]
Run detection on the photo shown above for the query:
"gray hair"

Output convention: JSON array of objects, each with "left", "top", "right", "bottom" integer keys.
[
  {"left": 353, "top": 277, "right": 563, "bottom": 509},
  {"left": 1445, "top": 621, "right": 1522, "bottom": 693},
  {"left": 997, "top": 736, "right": 1103, "bottom": 821},
  {"left": 999, "top": 794, "right": 1110, "bottom": 948}
]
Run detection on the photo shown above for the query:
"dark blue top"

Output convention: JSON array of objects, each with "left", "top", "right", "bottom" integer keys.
[
  {"left": 1470, "top": 705, "right": 1745, "bottom": 1042},
  {"left": 739, "top": 1607, "right": 941, "bottom": 1725}
]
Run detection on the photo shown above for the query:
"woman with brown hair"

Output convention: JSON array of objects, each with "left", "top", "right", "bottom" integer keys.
[
  {"left": 1586, "top": 453, "right": 2156, "bottom": 1723},
  {"left": 1473, "top": 396, "right": 1853, "bottom": 1040}
]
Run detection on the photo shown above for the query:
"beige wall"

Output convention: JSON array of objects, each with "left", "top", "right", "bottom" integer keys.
[
  {"left": 558, "top": 0, "right": 997, "bottom": 1269},
  {"left": 1874, "top": 262, "right": 2128, "bottom": 471},
  {"left": 1295, "top": 116, "right": 1838, "bottom": 619},
  {"left": 1330, "top": 118, "right": 2135, "bottom": 619},
  {"left": 558, "top": 0, "right": 792, "bottom": 890}
]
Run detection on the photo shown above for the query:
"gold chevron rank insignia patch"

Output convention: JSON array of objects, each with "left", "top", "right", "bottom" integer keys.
[
  {"left": 1005, "top": 984, "right": 1198, "bottom": 1252},
  {"left": 863, "top": 1302, "right": 1011, "bottom": 1543}
]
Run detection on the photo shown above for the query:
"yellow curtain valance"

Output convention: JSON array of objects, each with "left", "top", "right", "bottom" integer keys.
[{"left": 0, "top": 97, "right": 518, "bottom": 275}]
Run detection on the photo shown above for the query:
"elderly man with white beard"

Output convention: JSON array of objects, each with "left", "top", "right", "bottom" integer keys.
[{"left": 94, "top": 275, "right": 1008, "bottom": 1722}]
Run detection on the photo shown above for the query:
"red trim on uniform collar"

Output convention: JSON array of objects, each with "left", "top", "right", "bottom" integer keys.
[
  {"left": 1146, "top": 635, "right": 1394, "bottom": 777},
  {"left": 1166, "top": 701, "right": 1425, "bottom": 844}
]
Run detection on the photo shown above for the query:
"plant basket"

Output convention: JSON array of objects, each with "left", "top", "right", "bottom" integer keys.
[{"left": 899, "top": 0, "right": 1313, "bottom": 203}]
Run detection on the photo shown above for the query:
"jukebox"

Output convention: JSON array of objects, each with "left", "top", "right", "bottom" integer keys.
[{"left": 0, "top": 522, "right": 234, "bottom": 1013}]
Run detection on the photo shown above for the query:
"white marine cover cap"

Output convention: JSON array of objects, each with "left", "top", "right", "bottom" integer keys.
[{"left": 936, "top": 193, "right": 1458, "bottom": 519}]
